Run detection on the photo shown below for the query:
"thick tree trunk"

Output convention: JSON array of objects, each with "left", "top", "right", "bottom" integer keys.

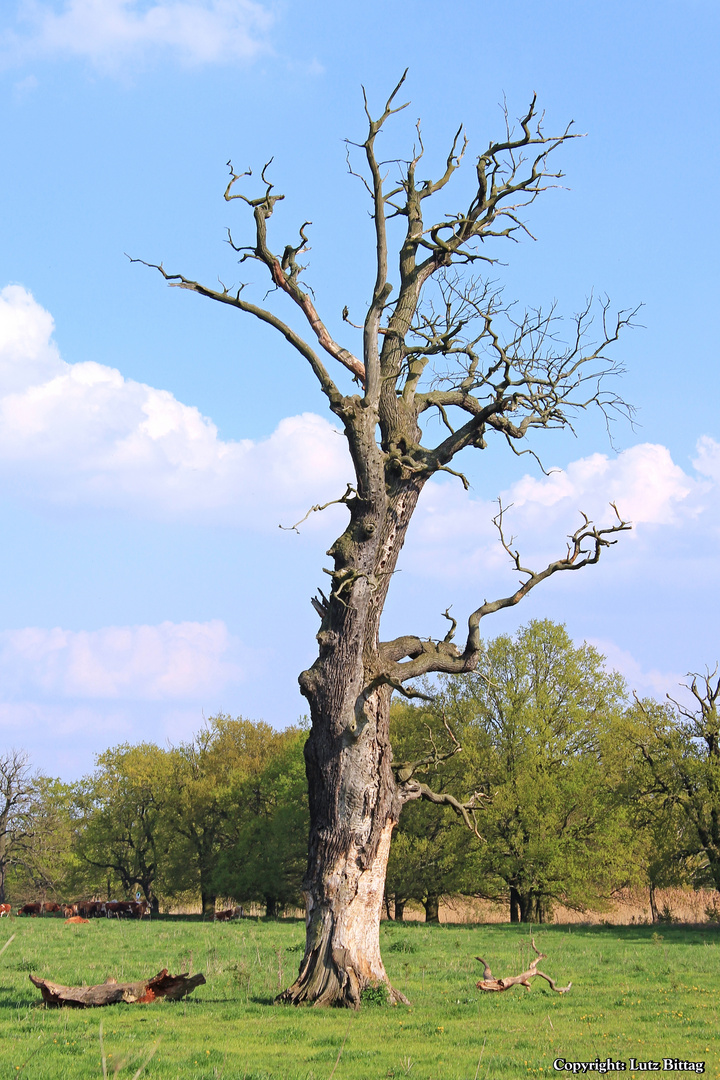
[
  {"left": 277, "top": 449, "right": 422, "bottom": 1007},
  {"left": 201, "top": 890, "right": 216, "bottom": 919},
  {"left": 532, "top": 895, "right": 551, "bottom": 924},
  {"left": 423, "top": 893, "right": 440, "bottom": 924},
  {"left": 509, "top": 885, "right": 536, "bottom": 923},
  {"left": 394, "top": 898, "right": 406, "bottom": 922},
  {"left": 265, "top": 896, "right": 278, "bottom": 918},
  {"left": 280, "top": 586, "right": 408, "bottom": 1007},
  {"left": 649, "top": 882, "right": 660, "bottom": 924}
]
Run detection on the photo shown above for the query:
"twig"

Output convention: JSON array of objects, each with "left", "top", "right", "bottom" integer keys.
[
  {"left": 474, "top": 1037, "right": 487, "bottom": 1080},
  {"left": 280, "top": 484, "right": 356, "bottom": 533},
  {"left": 0, "top": 933, "right": 16, "bottom": 959},
  {"left": 328, "top": 1016, "right": 353, "bottom": 1080}
]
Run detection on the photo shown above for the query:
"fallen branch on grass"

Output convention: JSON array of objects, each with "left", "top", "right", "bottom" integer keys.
[
  {"left": 475, "top": 939, "right": 571, "bottom": 994},
  {"left": 29, "top": 968, "right": 206, "bottom": 1007}
]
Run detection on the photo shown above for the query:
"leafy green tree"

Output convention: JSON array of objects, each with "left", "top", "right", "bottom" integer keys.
[
  {"left": 465, "top": 621, "right": 641, "bottom": 920},
  {"left": 73, "top": 743, "right": 174, "bottom": 911},
  {"left": 386, "top": 702, "right": 475, "bottom": 921},
  {"left": 628, "top": 671, "right": 720, "bottom": 899},
  {"left": 436, "top": 621, "right": 640, "bottom": 921},
  {"left": 5, "top": 776, "right": 77, "bottom": 902},
  {"left": 0, "top": 749, "right": 34, "bottom": 903},
  {"left": 212, "top": 728, "right": 309, "bottom": 915},
  {"left": 164, "top": 716, "right": 295, "bottom": 916}
]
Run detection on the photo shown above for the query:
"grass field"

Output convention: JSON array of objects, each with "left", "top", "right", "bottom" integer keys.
[{"left": 0, "top": 916, "right": 718, "bottom": 1080}]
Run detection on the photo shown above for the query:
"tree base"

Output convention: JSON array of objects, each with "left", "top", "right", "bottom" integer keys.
[
  {"left": 277, "top": 965, "right": 409, "bottom": 1009},
  {"left": 276, "top": 931, "right": 408, "bottom": 1008}
]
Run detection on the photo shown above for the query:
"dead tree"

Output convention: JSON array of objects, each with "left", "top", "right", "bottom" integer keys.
[
  {"left": 476, "top": 938, "right": 571, "bottom": 993},
  {"left": 137, "top": 74, "right": 633, "bottom": 1007},
  {"left": 0, "top": 750, "right": 34, "bottom": 904},
  {"left": 29, "top": 969, "right": 206, "bottom": 1008}
]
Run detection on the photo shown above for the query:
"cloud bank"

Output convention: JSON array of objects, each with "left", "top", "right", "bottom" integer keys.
[
  {"left": 0, "top": 285, "right": 352, "bottom": 527},
  {"left": 4, "top": 0, "right": 274, "bottom": 68},
  {"left": 404, "top": 439, "right": 716, "bottom": 585},
  {"left": 2, "top": 282, "right": 719, "bottom": 557},
  {"left": 0, "top": 618, "right": 252, "bottom": 700}
]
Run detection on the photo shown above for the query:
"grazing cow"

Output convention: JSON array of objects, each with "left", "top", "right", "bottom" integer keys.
[
  {"left": 63, "top": 904, "right": 78, "bottom": 918},
  {"left": 107, "top": 901, "right": 138, "bottom": 918},
  {"left": 43, "top": 902, "right": 62, "bottom": 914},
  {"left": 17, "top": 903, "right": 42, "bottom": 916},
  {"left": 213, "top": 908, "right": 235, "bottom": 921},
  {"left": 214, "top": 906, "right": 244, "bottom": 922},
  {"left": 0, "top": 903, "right": 10, "bottom": 917},
  {"left": 76, "top": 901, "right": 107, "bottom": 918}
]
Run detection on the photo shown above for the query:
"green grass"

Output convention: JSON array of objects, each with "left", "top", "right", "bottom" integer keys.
[{"left": 0, "top": 917, "right": 718, "bottom": 1079}]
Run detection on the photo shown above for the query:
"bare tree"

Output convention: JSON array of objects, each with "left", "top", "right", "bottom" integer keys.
[
  {"left": 632, "top": 669, "right": 720, "bottom": 896},
  {"left": 0, "top": 749, "right": 34, "bottom": 903},
  {"left": 137, "top": 75, "right": 632, "bottom": 1006}
]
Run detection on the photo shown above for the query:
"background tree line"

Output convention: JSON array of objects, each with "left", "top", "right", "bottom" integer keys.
[{"left": 2, "top": 621, "right": 718, "bottom": 923}]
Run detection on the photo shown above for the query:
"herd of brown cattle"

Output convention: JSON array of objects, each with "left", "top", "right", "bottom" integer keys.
[
  {"left": 10, "top": 900, "right": 150, "bottom": 918},
  {"left": 0, "top": 900, "right": 245, "bottom": 920}
]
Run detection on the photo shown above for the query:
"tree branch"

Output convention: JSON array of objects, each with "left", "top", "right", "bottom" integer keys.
[
  {"left": 380, "top": 503, "right": 631, "bottom": 682},
  {"left": 127, "top": 258, "right": 348, "bottom": 411}
]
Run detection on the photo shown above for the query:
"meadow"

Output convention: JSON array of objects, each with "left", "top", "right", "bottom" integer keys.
[{"left": 0, "top": 916, "right": 718, "bottom": 1080}]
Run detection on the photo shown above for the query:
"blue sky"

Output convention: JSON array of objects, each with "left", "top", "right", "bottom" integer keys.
[{"left": 1, "top": 0, "right": 718, "bottom": 777}]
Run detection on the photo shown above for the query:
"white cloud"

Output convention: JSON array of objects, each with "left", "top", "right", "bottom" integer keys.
[
  {"left": 0, "top": 285, "right": 352, "bottom": 527},
  {"left": 0, "top": 699, "right": 211, "bottom": 776},
  {"left": 404, "top": 439, "right": 718, "bottom": 583},
  {"left": 3, "top": 283, "right": 719, "bottom": 583},
  {"left": 4, "top": 0, "right": 274, "bottom": 68},
  {"left": 0, "top": 618, "right": 253, "bottom": 699},
  {"left": 693, "top": 434, "right": 720, "bottom": 487},
  {"left": 509, "top": 444, "right": 698, "bottom": 526}
]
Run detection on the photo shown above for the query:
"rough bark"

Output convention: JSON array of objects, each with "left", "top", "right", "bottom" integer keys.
[{"left": 29, "top": 969, "right": 206, "bottom": 1008}]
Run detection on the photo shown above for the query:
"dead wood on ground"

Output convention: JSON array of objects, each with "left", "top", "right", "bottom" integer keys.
[
  {"left": 476, "top": 938, "right": 571, "bottom": 993},
  {"left": 29, "top": 968, "right": 206, "bottom": 1007}
]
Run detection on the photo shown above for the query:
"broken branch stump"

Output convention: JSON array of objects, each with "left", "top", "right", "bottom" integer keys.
[
  {"left": 475, "top": 938, "right": 571, "bottom": 994},
  {"left": 29, "top": 968, "right": 206, "bottom": 1007}
]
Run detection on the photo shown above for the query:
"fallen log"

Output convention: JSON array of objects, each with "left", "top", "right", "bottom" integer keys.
[
  {"left": 29, "top": 968, "right": 206, "bottom": 1008},
  {"left": 476, "top": 938, "right": 571, "bottom": 994}
]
